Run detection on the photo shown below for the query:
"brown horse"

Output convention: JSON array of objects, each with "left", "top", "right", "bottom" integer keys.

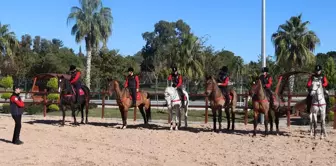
[
  {"left": 107, "top": 79, "right": 151, "bottom": 129},
  {"left": 249, "top": 78, "right": 282, "bottom": 136},
  {"left": 205, "top": 76, "right": 237, "bottom": 132}
]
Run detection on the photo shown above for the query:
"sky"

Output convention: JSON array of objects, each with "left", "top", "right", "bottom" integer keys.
[{"left": 1, "top": 0, "right": 336, "bottom": 64}]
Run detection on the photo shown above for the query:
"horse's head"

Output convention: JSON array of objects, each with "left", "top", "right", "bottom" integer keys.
[
  {"left": 107, "top": 78, "right": 120, "bottom": 96},
  {"left": 249, "top": 76, "right": 262, "bottom": 96},
  {"left": 310, "top": 77, "right": 323, "bottom": 96},
  {"left": 58, "top": 75, "right": 72, "bottom": 94},
  {"left": 205, "top": 76, "right": 216, "bottom": 96}
]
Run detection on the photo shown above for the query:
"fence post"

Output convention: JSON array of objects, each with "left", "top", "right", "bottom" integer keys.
[
  {"left": 101, "top": 91, "right": 105, "bottom": 119},
  {"left": 205, "top": 96, "right": 208, "bottom": 124},
  {"left": 43, "top": 89, "right": 47, "bottom": 117},
  {"left": 334, "top": 96, "right": 336, "bottom": 129},
  {"left": 244, "top": 92, "right": 248, "bottom": 126},
  {"left": 287, "top": 92, "right": 291, "bottom": 128}
]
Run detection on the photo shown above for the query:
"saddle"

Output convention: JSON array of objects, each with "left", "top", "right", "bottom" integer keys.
[
  {"left": 126, "top": 89, "right": 141, "bottom": 101},
  {"left": 70, "top": 85, "right": 85, "bottom": 96}
]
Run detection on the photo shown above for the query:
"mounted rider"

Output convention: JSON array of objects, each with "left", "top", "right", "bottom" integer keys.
[
  {"left": 306, "top": 65, "right": 329, "bottom": 113},
  {"left": 69, "top": 65, "right": 82, "bottom": 105},
  {"left": 124, "top": 67, "right": 139, "bottom": 107},
  {"left": 217, "top": 66, "right": 230, "bottom": 108},
  {"left": 168, "top": 66, "right": 185, "bottom": 107},
  {"left": 259, "top": 67, "right": 275, "bottom": 109}
]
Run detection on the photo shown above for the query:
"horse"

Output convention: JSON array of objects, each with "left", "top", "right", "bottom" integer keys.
[
  {"left": 58, "top": 75, "right": 90, "bottom": 126},
  {"left": 249, "top": 77, "right": 282, "bottom": 136},
  {"left": 164, "top": 86, "right": 189, "bottom": 130},
  {"left": 107, "top": 79, "right": 151, "bottom": 129},
  {"left": 309, "top": 78, "right": 327, "bottom": 139},
  {"left": 205, "top": 76, "right": 237, "bottom": 132}
]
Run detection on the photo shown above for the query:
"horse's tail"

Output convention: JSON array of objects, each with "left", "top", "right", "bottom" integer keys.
[
  {"left": 146, "top": 92, "right": 151, "bottom": 121},
  {"left": 81, "top": 85, "right": 91, "bottom": 107}
]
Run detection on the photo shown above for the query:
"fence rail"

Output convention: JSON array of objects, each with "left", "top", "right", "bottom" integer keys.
[{"left": 1, "top": 90, "right": 336, "bottom": 129}]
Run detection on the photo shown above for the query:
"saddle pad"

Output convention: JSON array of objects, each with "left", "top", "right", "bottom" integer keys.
[
  {"left": 129, "top": 92, "right": 141, "bottom": 101},
  {"left": 72, "top": 87, "right": 85, "bottom": 96}
]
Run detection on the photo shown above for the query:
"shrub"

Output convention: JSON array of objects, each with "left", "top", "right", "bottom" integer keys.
[
  {"left": 48, "top": 104, "right": 59, "bottom": 111},
  {"left": 25, "top": 104, "right": 43, "bottom": 115},
  {"left": 1, "top": 93, "right": 12, "bottom": 100},
  {"left": 328, "top": 111, "right": 334, "bottom": 122},
  {"left": 0, "top": 76, "right": 13, "bottom": 90},
  {"left": 46, "top": 78, "right": 58, "bottom": 90},
  {"left": 1, "top": 104, "right": 10, "bottom": 113},
  {"left": 89, "top": 103, "right": 97, "bottom": 109},
  {"left": 47, "top": 94, "right": 59, "bottom": 101},
  {"left": 329, "top": 97, "right": 335, "bottom": 106}
]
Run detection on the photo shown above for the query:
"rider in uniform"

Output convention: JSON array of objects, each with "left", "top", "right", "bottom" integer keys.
[
  {"left": 217, "top": 66, "right": 230, "bottom": 108},
  {"left": 124, "top": 67, "right": 139, "bottom": 107},
  {"left": 69, "top": 65, "right": 82, "bottom": 105},
  {"left": 259, "top": 67, "right": 275, "bottom": 109},
  {"left": 306, "top": 65, "right": 329, "bottom": 113},
  {"left": 168, "top": 66, "right": 185, "bottom": 107}
]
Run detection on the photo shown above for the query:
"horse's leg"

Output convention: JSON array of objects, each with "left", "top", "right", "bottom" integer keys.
[
  {"left": 123, "top": 108, "right": 129, "bottom": 129},
  {"left": 253, "top": 110, "right": 258, "bottom": 137},
  {"left": 231, "top": 106, "right": 236, "bottom": 131},
  {"left": 268, "top": 109, "right": 273, "bottom": 133},
  {"left": 71, "top": 105, "right": 78, "bottom": 126},
  {"left": 178, "top": 107, "right": 182, "bottom": 129},
  {"left": 212, "top": 108, "right": 217, "bottom": 132},
  {"left": 264, "top": 110, "right": 269, "bottom": 136},
  {"left": 144, "top": 102, "right": 151, "bottom": 124},
  {"left": 309, "top": 112, "right": 313, "bottom": 137},
  {"left": 275, "top": 111, "right": 280, "bottom": 135},
  {"left": 218, "top": 107, "right": 222, "bottom": 132},
  {"left": 322, "top": 106, "right": 328, "bottom": 138},
  {"left": 60, "top": 104, "right": 65, "bottom": 126},
  {"left": 314, "top": 112, "right": 318, "bottom": 139},
  {"left": 225, "top": 107, "right": 230, "bottom": 130},
  {"left": 85, "top": 96, "right": 89, "bottom": 124},
  {"left": 80, "top": 102, "right": 84, "bottom": 124},
  {"left": 184, "top": 107, "right": 188, "bottom": 128},
  {"left": 138, "top": 105, "right": 147, "bottom": 124},
  {"left": 169, "top": 107, "right": 173, "bottom": 130}
]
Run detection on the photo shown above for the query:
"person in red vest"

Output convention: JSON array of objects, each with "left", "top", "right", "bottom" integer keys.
[
  {"left": 69, "top": 65, "right": 82, "bottom": 105},
  {"left": 10, "top": 84, "right": 25, "bottom": 145},
  {"left": 124, "top": 67, "right": 139, "bottom": 107},
  {"left": 306, "top": 65, "right": 329, "bottom": 113},
  {"left": 167, "top": 66, "right": 185, "bottom": 107},
  {"left": 217, "top": 66, "right": 230, "bottom": 108},
  {"left": 259, "top": 67, "right": 275, "bottom": 109}
]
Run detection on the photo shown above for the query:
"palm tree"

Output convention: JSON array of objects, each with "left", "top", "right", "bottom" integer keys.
[
  {"left": 0, "top": 22, "right": 18, "bottom": 57},
  {"left": 67, "top": 0, "right": 113, "bottom": 88},
  {"left": 271, "top": 14, "right": 320, "bottom": 92}
]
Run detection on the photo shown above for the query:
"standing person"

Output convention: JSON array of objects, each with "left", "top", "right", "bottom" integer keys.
[
  {"left": 10, "top": 85, "right": 25, "bottom": 145},
  {"left": 124, "top": 67, "right": 140, "bottom": 107}
]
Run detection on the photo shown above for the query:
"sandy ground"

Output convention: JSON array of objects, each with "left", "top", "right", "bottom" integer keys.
[{"left": 1, "top": 114, "right": 336, "bottom": 166}]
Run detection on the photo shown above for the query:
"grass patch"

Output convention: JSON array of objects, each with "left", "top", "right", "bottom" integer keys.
[{"left": 42, "top": 108, "right": 248, "bottom": 123}]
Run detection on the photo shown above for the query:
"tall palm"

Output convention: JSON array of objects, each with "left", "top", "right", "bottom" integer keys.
[
  {"left": 0, "top": 22, "right": 18, "bottom": 57},
  {"left": 67, "top": 0, "right": 113, "bottom": 88},
  {"left": 271, "top": 14, "right": 320, "bottom": 92}
]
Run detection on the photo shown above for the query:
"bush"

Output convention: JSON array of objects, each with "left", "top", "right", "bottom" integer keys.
[
  {"left": 1, "top": 104, "right": 10, "bottom": 113},
  {"left": 0, "top": 76, "right": 13, "bottom": 89},
  {"left": 89, "top": 103, "right": 97, "bottom": 109},
  {"left": 329, "top": 97, "right": 335, "bottom": 106},
  {"left": 1, "top": 93, "right": 12, "bottom": 100},
  {"left": 47, "top": 94, "right": 59, "bottom": 101},
  {"left": 25, "top": 104, "right": 43, "bottom": 115},
  {"left": 328, "top": 111, "right": 334, "bottom": 121},
  {"left": 47, "top": 78, "right": 58, "bottom": 90},
  {"left": 48, "top": 104, "right": 59, "bottom": 111}
]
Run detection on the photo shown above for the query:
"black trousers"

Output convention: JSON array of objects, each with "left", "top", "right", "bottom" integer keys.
[
  {"left": 219, "top": 86, "right": 230, "bottom": 106},
  {"left": 12, "top": 115, "right": 22, "bottom": 143},
  {"left": 72, "top": 82, "right": 81, "bottom": 103},
  {"left": 129, "top": 88, "right": 137, "bottom": 105},
  {"left": 176, "top": 87, "right": 185, "bottom": 106}
]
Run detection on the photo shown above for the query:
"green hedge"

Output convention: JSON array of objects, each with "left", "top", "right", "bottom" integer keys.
[
  {"left": 0, "top": 93, "right": 11, "bottom": 100},
  {"left": 48, "top": 104, "right": 59, "bottom": 111},
  {"left": 47, "top": 94, "right": 59, "bottom": 100},
  {"left": 1, "top": 104, "right": 10, "bottom": 113}
]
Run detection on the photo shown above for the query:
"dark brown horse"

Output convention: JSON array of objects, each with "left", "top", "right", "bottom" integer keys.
[
  {"left": 58, "top": 75, "right": 90, "bottom": 126},
  {"left": 107, "top": 79, "right": 151, "bottom": 129},
  {"left": 249, "top": 78, "right": 282, "bottom": 136},
  {"left": 205, "top": 76, "right": 237, "bottom": 132}
]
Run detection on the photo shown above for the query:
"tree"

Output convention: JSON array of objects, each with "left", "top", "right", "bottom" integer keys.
[
  {"left": 271, "top": 14, "right": 320, "bottom": 92},
  {"left": 67, "top": 0, "right": 113, "bottom": 88},
  {"left": 324, "top": 57, "right": 336, "bottom": 89},
  {"left": 0, "top": 22, "right": 18, "bottom": 57}
]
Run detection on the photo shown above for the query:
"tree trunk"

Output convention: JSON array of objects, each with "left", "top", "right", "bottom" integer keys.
[
  {"left": 85, "top": 48, "right": 92, "bottom": 88},
  {"left": 289, "top": 68, "right": 295, "bottom": 93}
]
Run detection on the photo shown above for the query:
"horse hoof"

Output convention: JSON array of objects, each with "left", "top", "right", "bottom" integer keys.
[{"left": 170, "top": 127, "right": 173, "bottom": 130}]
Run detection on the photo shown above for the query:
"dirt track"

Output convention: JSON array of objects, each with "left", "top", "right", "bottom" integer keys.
[{"left": 0, "top": 114, "right": 336, "bottom": 166}]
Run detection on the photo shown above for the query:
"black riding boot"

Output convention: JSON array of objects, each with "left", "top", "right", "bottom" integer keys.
[
  {"left": 181, "top": 94, "right": 185, "bottom": 107},
  {"left": 306, "top": 94, "right": 312, "bottom": 113}
]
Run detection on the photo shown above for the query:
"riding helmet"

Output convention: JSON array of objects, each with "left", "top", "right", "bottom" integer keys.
[
  {"left": 221, "top": 66, "right": 228, "bottom": 72},
  {"left": 69, "top": 65, "right": 76, "bottom": 71},
  {"left": 128, "top": 67, "right": 134, "bottom": 72},
  {"left": 262, "top": 67, "right": 269, "bottom": 72},
  {"left": 315, "top": 65, "right": 322, "bottom": 72},
  {"left": 171, "top": 65, "right": 177, "bottom": 72}
]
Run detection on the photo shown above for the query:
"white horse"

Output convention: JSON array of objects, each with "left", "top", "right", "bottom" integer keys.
[
  {"left": 164, "top": 86, "right": 189, "bottom": 130},
  {"left": 309, "top": 78, "right": 327, "bottom": 139}
]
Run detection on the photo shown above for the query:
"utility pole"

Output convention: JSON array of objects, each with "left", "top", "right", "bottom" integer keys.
[{"left": 260, "top": 0, "right": 266, "bottom": 124}]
